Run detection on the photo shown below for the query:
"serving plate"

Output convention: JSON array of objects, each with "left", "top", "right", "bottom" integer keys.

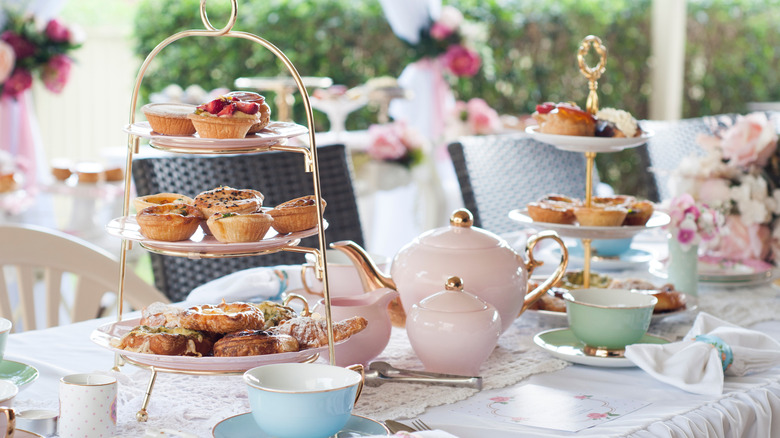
[
  {"left": 124, "top": 121, "right": 308, "bottom": 152},
  {"left": 91, "top": 318, "right": 330, "bottom": 373},
  {"left": 533, "top": 328, "right": 669, "bottom": 368},
  {"left": 508, "top": 209, "right": 669, "bottom": 239},
  {"left": 106, "top": 215, "right": 325, "bottom": 256},
  {"left": 213, "top": 413, "right": 388, "bottom": 438},
  {"left": 650, "top": 256, "right": 774, "bottom": 286},
  {"left": 525, "top": 126, "right": 653, "bottom": 153}
]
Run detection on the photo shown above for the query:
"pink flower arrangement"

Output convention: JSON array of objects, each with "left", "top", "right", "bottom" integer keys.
[
  {"left": 665, "top": 193, "right": 722, "bottom": 251},
  {"left": 367, "top": 121, "right": 425, "bottom": 168},
  {"left": 0, "top": 11, "right": 81, "bottom": 99},
  {"left": 441, "top": 44, "right": 481, "bottom": 78},
  {"left": 452, "top": 98, "right": 502, "bottom": 135}
]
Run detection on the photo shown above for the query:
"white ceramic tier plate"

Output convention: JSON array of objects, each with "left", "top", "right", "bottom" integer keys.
[
  {"left": 0, "top": 360, "right": 38, "bottom": 389},
  {"left": 106, "top": 215, "right": 325, "bottom": 256},
  {"left": 650, "top": 257, "right": 774, "bottom": 285},
  {"left": 509, "top": 209, "right": 670, "bottom": 239},
  {"left": 533, "top": 328, "right": 669, "bottom": 368},
  {"left": 91, "top": 318, "right": 333, "bottom": 373},
  {"left": 525, "top": 126, "right": 653, "bottom": 152},
  {"left": 124, "top": 121, "right": 308, "bottom": 150},
  {"left": 212, "top": 413, "right": 389, "bottom": 437}
]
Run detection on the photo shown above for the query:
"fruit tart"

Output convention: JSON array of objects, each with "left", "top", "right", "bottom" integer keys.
[
  {"left": 188, "top": 95, "right": 263, "bottom": 139},
  {"left": 267, "top": 195, "right": 326, "bottom": 234},
  {"left": 532, "top": 102, "right": 596, "bottom": 136},
  {"left": 224, "top": 91, "right": 271, "bottom": 134}
]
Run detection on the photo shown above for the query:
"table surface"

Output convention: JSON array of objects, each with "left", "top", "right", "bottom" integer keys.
[{"left": 8, "top": 235, "right": 780, "bottom": 437}]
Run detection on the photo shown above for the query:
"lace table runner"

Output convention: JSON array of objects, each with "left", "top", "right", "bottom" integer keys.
[{"left": 17, "top": 286, "right": 780, "bottom": 437}]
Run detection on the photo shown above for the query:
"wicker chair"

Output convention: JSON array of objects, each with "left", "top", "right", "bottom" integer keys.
[
  {"left": 132, "top": 144, "right": 364, "bottom": 301},
  {"left": 448, "top": 134, "right": 597, "bottom": 236}
]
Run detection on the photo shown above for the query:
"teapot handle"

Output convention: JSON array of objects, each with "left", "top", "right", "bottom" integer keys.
[{"left": 521, "top": 230, "right": 568, "bottom": 315}]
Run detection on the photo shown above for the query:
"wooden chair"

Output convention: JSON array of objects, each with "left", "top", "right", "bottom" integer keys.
[
  {"left": 0, "top": 224, "right": 169, "bottom": 332},
  {"left": 132, "top": 143, "right": 365, "bottom": 302},
  {"left": 448, "top": 134, "right": 596, "bottom": 236}
]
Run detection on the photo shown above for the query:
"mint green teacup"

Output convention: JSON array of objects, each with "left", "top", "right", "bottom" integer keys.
[{"left": 564, "top": 289, "right": 656, "bottom": 354}]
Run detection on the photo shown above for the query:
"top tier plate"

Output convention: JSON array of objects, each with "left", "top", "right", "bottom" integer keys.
[
  {"left": 525, "top": 126, "right": 653, "bottom": 153},
  {"left": 124, "top": 121, "right": 308, "bottom": 153},
  {"left": 509, "top": 209, "right": 670, "bottom": 239}
]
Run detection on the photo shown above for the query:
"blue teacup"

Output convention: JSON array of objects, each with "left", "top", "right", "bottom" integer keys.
[
  {"left": 243, "top": 362, "right": 364, "bottom": 438},
  {"left": 590, "top": 237, "right": 633, "bottom": 257}
]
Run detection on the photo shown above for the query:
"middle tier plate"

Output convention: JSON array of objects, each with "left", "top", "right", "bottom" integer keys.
[
  {"left": 508, "top": 209, "right": 670, "bottom": 239},
  {"left": 107, "top": 215, "right": 326, "bottom": 256}
]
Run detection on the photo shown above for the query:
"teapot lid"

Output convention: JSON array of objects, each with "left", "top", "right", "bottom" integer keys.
[
  {"left": 417, "top": 277, "right": 491, "bottom": 313},
  {"left": 415, "top": 209, "right": 507, "bottom": 250}
]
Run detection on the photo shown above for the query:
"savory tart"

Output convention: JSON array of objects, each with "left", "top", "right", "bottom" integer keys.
[
  {"left": 142, "top": 103, "right": 198, "bottom": 136},
  {"left": 206, "top": 211, "right": 274, "bottom": 243},
  {"left": 267, "top": 195, "right": 326, "bottom": 234},
  {"left": 136, "top": 203, "right": 204, "bottom": 241}
]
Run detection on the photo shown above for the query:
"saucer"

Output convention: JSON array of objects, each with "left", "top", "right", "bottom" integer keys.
[
  {"left": 0, "top": 360, "right": 39, "bottom": 389},
  {"left": 533, "top": 328, "right": 669, "bottom": 368},
  {"left": 212, "top": 413, "right": 389, "bottom": 437}
]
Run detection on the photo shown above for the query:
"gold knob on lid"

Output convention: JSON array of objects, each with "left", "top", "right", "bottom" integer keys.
[
  {"left": 445, "top": 276, "right": 463, "bottom": 291},
  {"left": 450, "top": 209, "right": 473, "bottom": 228}
]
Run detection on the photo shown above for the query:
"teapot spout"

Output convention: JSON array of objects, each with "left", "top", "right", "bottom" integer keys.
[{"left": 330, "top": 240, "right": 396, "bottom": 292}]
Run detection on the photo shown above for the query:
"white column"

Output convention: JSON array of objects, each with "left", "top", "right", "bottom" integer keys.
[{"left": 649, "top": 0, "right": 687, "bottom": 120}]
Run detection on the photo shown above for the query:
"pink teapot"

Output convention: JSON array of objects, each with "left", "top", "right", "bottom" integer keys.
[{"left": 331, "top": 209, "right": 568, "bottom": 333}]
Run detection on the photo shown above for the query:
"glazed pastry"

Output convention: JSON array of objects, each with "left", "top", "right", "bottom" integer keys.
[
  {"left": 136, "top": 203, "right": 204, "bottom": 241},
  {"left": 574, "top": 205, "right": 628, "bottom": 227},
  {"left": 623, "top": 200, "right": 655, "bottom": 226},
  {"left": 207, "top": 211, "right": 274, "bottom": 243},
  {"left": 142, "top": 103, "right": 197, "bottom": 136},
  {"left": 249, "top": 301, "right": 297, "bottom": 329},
  {"left": 267, "top": 195, "right": 326, "bottom": 234},
  {"left": 179, "top": 301, "right": 266, "bottom": 334},
  {"left": 532, "top": 102, "right": 596, "bottom": 136},
  {"left": 526, "top": 194, "right": 580, "bottom": 224},
  {"left": 648, "top": 284, "right": 686, "bottom": 312},
  {"left": 268, "top": 315, "right": 368, "bottom": 349},
  {"left": 224, "top": 91, "right": 272, "bottom": 133},
  {"left": 114, "top": 325, "right": 213, "bottom": 357},
  {"left": 188, "top": 95, "right": 262, "bottom": 139},
  {"left": 212, "top": 330, "right": 299, "bottom": 357},
  {"left": 593, "top": 195, "right": 635, "bottom": 208},
  {"left": 139, "top": 302, "right": 186, "bottom": 328},
  {"left": 133, "top": 192, "right": 195, "bottom": 213},
  {"left": 595, "top": 108, "right": 641, "bottom": 138}
]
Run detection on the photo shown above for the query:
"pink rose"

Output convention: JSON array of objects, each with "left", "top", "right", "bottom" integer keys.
[
  {"left": 697, "top": 178, "right": 731, "bottom": 204},
  {"left": 720, "top": 112, "right": 778, "bottom": 168},
  {"left": 0, "top": 31, "right": 36, "bottom": 59},
  {"left": 367, "top": 123, "right": 408, "bottom": 161},
  {"left": 466, "top": 98, "right": 501, "bottom": 135},
  {"left": 41, "top": 54, "right": 72, "bottom": 93},
  {"left": 45, "top": 19, "right": 71, "bottom": 43},
  {"left": 430, "top": 22, "right": 454, "bottom": 40},
  {"left": 668, "top": 193, "right": 697, "bottom": 228},
  {"left": 0, "top": 41, "right": 15, "bottom": 84},
  {"left": 703, "top": 215, "right": 770, "bottom": 261},
  {"left": 441, "top": 44, "right": 481, "bottom": 77},
  {"left": 2, "top": 68, "right": 33, "bottom": 98}
]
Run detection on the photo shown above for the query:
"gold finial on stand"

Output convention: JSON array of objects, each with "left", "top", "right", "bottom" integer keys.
[{"left": 576, "top": 35, "right": 608, "bottom": 289}]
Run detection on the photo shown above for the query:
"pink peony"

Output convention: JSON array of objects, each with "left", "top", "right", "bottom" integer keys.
[
  {"left": 441, "top": 44, "right": 481, "bottom": 77},
  {"left": 2, "top": 68, "right": 33, "bottom": 98},
  {"left": 367, "top": 123, "right": 408, "bottom": 161},
  {"left": 703, "top": 215, "right": 771, "bottom": 261},
  {"left": 0, "top": 41, "right": 15, "bottom": 84},
  {"left": 40, "top": 54, "right": 72, "bottom": 93},
  {"left": 466, "top": 98, "right": 501, "bottom": 135},
  {"left": 0, "top": 31, "right": 36, "bottom": 59},
  {"left": 720, "top": 112, "right": 778, "bottom": 169},
  {"left": 45, "top": 19, "right": 71, "bottom": 43}
]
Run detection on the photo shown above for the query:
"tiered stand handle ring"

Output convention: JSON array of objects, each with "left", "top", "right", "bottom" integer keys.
[{"left": 116, "top": 0, "right": 336, "bottom": 421}]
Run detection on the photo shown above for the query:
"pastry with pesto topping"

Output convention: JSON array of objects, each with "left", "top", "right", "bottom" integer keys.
[
  {"left": 207, "top": 210, "right": 274, "bottom": 243},
  {"left": 113, "top": 325, "right": 214, "bottom": 356},
  {"left": 136, "top": 203, "right": 204, "bottom": 241}
]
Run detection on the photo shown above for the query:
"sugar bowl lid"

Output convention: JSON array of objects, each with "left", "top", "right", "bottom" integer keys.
[{"left": 417, "top": 276, "right": 492, "bottom": 313}]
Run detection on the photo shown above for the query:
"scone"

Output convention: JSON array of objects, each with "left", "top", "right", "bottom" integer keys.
[
  {"left": 133, "top": 192, "right": 194, "bottom": 213},
  {"left": 224, "top": 91, "right": 271, "bottom": 134},
  {"left": 574, "top": 206, "right": 628, "bottom": 227},
  {"left": 267, "top": 195, "right": 326, "bottom": 234},
  {"left": 207, "top": 211, "right": 274, "bottom": 243},
  {"left": 136, "top": 203, "right": 204, "bottom": 241},
  {"left": 142, "top": 103, "right": 198, "bottom": 136},
  {"left": 188, "top": 96, "right": 262, "bottom": 139},
  {"left": 532, "top": 102, "right": 596, "bottom": 136}
]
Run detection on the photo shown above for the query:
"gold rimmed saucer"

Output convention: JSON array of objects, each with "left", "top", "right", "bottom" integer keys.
[
  {"left": 583, "top": 345, "right": 627, "bottom": 358},
  {"left": 533, "top": 328, "right": 669, "bottom": 368}
]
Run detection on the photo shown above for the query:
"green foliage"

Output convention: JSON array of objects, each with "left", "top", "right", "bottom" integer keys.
[{"left": 132, "top": 0, "right": 780, "bottom": 199}]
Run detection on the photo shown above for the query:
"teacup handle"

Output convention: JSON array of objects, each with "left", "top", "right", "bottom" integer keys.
[
  {"left": 0, "top": 407, "right": 14, "bottom": 438},
  {"left": 299, "top": 264, "right": 324, "bottom": 298},
  {"left": 521, "top": 230, "right": 568, "bottom": 315},
  {"left": 346, "top": 364, "right": 365, "bottom": 404},
  {"left": 283, "top": 293, "right": 311, "bottom": 317}
]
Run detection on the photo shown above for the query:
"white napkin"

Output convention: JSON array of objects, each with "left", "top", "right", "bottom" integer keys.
[
  {"left": 625, "top": 312, "right": 780, "bottom": 395},
  {"left": 183, "top": 265, "right": 303, "bottom": 305}
]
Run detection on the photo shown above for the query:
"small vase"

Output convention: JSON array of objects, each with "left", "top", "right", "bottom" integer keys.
[{"left": 667, "top": 236, "right": 699, "bottom": 297}]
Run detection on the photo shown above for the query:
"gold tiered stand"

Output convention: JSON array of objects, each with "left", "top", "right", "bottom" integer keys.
[{"left": 111, "top": 0, "right": 338, "bottom": 421}]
